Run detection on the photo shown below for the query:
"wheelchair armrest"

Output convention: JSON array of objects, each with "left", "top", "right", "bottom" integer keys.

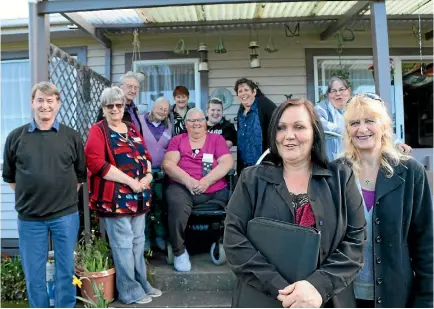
[{"left": 227, "top": 169, "right": 236, "bottom": 176}]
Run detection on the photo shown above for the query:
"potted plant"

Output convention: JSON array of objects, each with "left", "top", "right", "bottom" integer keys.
[{"left": 75, "top": 232, "right": 115, "bottom": 304}]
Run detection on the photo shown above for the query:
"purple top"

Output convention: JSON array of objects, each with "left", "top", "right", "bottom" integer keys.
[
  {"left": 146, "top": 118, "right": 165, "bottom": 142},
  {"left": 140, "top": 113, "right": 172, "bottom": 169},
  {"left": 362, "top": 188, "right": 375, "bottom": 212},
  {"left": 167, "top": 133, "right": 231, "bottom": 194},
  {"left": 125, "top": 101, "right": 141, "bottom": 132}
]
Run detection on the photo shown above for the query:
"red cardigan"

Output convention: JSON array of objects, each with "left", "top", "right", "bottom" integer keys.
[{"left": 84, "top": 120, "right": 152, "bottom": 217}]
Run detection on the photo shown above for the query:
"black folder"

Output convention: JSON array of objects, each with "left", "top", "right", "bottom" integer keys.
[{"left": 234, "top": 217, "right": 321, "bottom": 308}]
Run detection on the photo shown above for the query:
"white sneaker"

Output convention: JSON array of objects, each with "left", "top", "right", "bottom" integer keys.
[
  {"left": 135, "top": 295, "right": 152, "bottom": 304},
  {"left": 147, "top": 287, "right": 162, "bottom": 298},
  {"left": 174, "top": 250, "right": 191, "bottom": 272}
]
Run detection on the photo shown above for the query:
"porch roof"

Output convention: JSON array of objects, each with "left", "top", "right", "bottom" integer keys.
[{"left": 2, "top": 0, "right": 432, "bottom": 28}]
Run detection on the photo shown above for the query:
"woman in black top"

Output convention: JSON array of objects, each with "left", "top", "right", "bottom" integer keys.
[
  {"left": 206, "top": 98, "right": 237, "bottom": 148},
  {"left": 235, "top": 78, "right": 276, "bottom": 175}
]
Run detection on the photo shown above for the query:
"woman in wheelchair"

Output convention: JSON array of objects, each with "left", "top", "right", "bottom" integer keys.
[
  {"left": 162, "top": 108, "right": 234, "bottom": 272},
  {"left": 138, "top": 97, "right": 172, "bottom": 252}
]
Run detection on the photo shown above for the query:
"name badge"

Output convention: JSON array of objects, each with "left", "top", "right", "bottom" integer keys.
[
  {"left": 133, "top": 137, "right": 142, "bottom": 143},
  {"left": 202, "top": 153, "right": 213, "bottom": 176}
]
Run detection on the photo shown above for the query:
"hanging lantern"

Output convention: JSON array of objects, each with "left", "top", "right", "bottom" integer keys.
[
  {"left": 174, "top": 39, "right": 189, "bottom": 55},
  {"left": 215, "top": 37, "right": 227, "bottom": 54},
  {"left": 249, "top": 41, "right": 261, "bottom": 69},
  {"left": 264, "top": 36, "right": 278, "bottom": 53},
  {"left": 198, "top": 43, "right": 209, "bottom": 72}
]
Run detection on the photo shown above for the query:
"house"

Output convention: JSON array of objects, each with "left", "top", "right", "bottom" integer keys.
[{"left": 1, "top": 0, "right": 433, "bottom": 253}]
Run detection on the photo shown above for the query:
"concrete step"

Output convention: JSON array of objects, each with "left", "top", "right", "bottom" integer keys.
[
  {"left": 108, "top": 291, "right": 232, "bottom": 308},
  {"left": 147, "top": 251, "right": 236, "bottom": 292}
]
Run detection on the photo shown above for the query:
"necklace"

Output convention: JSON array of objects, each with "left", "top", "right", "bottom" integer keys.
[{"left": 117, "top": 132, "right": 134, "bottom": 147}]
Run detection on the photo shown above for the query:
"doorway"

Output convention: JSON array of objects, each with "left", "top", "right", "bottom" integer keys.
[{"left": 401, "top": 61, "right": 433, "bottom": 148}]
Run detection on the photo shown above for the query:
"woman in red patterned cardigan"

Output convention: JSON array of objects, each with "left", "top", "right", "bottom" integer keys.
[{"left": 85, "top": 86, "right": 162, "bottom": 305}]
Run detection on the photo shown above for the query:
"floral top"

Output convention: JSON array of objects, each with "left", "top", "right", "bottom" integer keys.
[{"left": 106, "top": 127, "right": 152, "bottom": 214}]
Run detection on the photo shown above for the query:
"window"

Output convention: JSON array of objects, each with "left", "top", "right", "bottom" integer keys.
[
  {"left": 133, "top": 59, "right": 201, "bottom": 112},
  {"left": 1, "top": 59, "right": 32, "bottom": 158}
]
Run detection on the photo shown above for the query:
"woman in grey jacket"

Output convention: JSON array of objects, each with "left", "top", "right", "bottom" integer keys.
[
  {"left": 342, "top": 93, "right": 433, "bottom": 308},
  {"left": 315, "top": 76, "right": 351, "bottom": 161},
  {"left": 224, "top": 99, "right": 365, "bottom": 308}
]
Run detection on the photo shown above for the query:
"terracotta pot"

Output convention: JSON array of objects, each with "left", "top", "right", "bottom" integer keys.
[{"left": 78, "top": 268, "right": 116, "bottom": 304}]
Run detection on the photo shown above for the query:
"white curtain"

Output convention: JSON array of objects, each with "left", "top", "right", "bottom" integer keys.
[
  {"left": 136, "top": 63, "right": 196, "bottom": 112},
  {"left": 1, "top": 60, "right": 32, "bottom": 158}
]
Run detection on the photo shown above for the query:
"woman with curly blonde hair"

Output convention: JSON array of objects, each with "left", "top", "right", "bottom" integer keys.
[{"left": 341, "top": 93, "right": 433, "bottom": 308}]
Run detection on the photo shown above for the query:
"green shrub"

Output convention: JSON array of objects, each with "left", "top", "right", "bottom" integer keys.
[{"left": 1, "top": 255, "right": 27, "bottom": 302}]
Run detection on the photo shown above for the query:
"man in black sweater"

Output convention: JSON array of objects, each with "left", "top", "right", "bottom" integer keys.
[{"left": 2, "top": 82, "right": 86, "bottom": 308}]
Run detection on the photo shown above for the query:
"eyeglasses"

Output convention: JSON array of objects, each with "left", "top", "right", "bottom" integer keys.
[
  {"left": 329, "top": 87, "right": 348, "bottom": 94},
  {"left": 187, "top": 118, "right": 205, "bottom": 123},
  {"left": 126, "top": 84, "right": 139, "bottom": 91},
  {"left": 104, "top": 103, "right": 124, "bottom": 110}
]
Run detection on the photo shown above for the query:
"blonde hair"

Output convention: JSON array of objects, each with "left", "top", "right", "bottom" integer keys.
[{"left": 342, "top": 94, "right": 409, "bottom": 178}]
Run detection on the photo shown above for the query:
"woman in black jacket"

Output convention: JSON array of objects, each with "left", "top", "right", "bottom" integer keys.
[
  {"left": 235, "top": 78, "right": 276, "bottom": 175},
  {"left": 342, "top": 93, "right": 433, "bottom": 308},
  {"left": 224, "top": 99, "right": 365, "bottom": 308}
]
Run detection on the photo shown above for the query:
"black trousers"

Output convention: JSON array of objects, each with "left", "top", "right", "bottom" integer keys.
[{"left": 165, "top": 183, "right": 228, "bottom": 256}]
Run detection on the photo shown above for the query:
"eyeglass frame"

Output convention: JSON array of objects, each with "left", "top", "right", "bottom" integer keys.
[
  {"left": 186, "top": 117, "right": 206, "bottom": 123},
  {"left": 104, "top": 103, "right": 125, "bottom": 110},
  {"left": 329, "top": 87, "right": 348, "bottom": 95}
]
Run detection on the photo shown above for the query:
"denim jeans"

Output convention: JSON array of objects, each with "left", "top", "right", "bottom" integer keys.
[
  {"left": 18, "top": 211, "right": 80, "bottom": 308},
  {"left": 104, "top": 214, "right": 153, "bottom": 304}
]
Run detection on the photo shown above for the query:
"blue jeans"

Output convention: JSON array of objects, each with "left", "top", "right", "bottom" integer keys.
[
  {"left": 18, "top": 211, "right": 80, "bottom": 308},
  {"left": 104, "top": 214, "right": 153, "bottom": 304}
]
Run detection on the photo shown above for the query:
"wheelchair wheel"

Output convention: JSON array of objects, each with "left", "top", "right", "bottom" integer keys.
[
  {"left": 166, "top": 243, "right": 174, "bottom": 265},
  {"left": 210, "top": 242, "right": 226, "bottom": 265}
]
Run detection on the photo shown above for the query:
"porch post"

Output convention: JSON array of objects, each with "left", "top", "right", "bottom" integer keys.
[
  {"left": 370, "top": 0, "right": 392, "bottom": 115},
  {"left": 29, "top": 1, "right": 50, "bottom": 85}
]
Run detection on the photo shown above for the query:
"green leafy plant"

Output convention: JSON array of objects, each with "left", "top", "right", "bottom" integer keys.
[
  {"left": 1, "top": 254, "right": 27, "bottom": 302},
  {"left": 75, "top": 231, "right": 114, "bottom": 273},
  {"left": 73, "top": 276, "right": 109, "bottom": 308}
]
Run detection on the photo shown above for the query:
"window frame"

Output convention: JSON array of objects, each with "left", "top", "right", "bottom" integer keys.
[
  {"left": 125, "top": 51, "right": 209, "bottom": 110},
  {"left": 133, "top": 58, "right": 201, "bottom": 110}
]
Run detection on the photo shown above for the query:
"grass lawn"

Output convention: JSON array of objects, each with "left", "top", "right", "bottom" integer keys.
[{"left": 1, "top": 301, "right": 30, "bottom": 308}]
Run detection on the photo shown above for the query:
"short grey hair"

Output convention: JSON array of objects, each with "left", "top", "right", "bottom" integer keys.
[
  {"left": 153, "top": 96, "right": 170, "bottom": 108},
  {"left": 186, "top": 107, "right": 205, "bottom": 120},
  {"left": 118, "top": 71, "right": 140, "bottom": 86},
  {"left": 327, "top": 76, "right": 350, "bottom": 93},
  {"left": 149, "top": 97, "right": 170, "bottom": 128},
  {"left": 100, "top": 86, "right": 126, "bottom": 107}
]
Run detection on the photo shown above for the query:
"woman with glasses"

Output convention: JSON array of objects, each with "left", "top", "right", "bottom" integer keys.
[
  {"left": 315, "top": 76, "right": 351, "bottom": 161},
  {"left": 162, "top": 108, "right": 234, "bottom": 272},
  {"left": 342, "top": 93, "right": 433, "bottom": 308},
  {"left": 85, "top": 86, "right": 162, "bottom": 305}
]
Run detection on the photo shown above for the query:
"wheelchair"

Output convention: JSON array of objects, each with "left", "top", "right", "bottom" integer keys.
[{"left": 166, "top": 169, "right": 237, "bottom": 266}]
